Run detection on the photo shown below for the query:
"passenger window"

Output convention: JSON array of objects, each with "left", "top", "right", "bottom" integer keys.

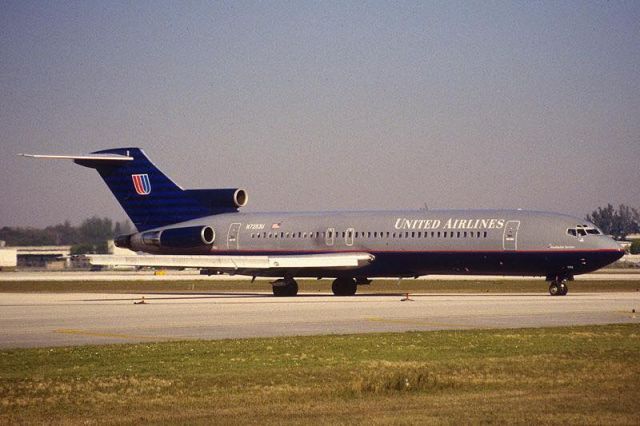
[
  {"left": 567, "top": 229, "right": 577, "bottom": 237},
  {"left": 577, "top": 229, "right": 586, "bottom": 236}
]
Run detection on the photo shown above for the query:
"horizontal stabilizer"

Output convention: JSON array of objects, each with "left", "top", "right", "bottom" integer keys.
[
  {"left": 88, "top": 252, "right": 375, "bottom": 271},
  {"left": 18, "top": 153, "right": 133, "bottom": 162}
]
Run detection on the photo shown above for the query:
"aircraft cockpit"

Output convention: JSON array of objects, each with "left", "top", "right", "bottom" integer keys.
[{"left": 567, "top": 224, "right": 602, "bottom": 237}]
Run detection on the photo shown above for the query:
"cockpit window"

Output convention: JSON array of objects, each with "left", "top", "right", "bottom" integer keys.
[{"left": 567, "top": 225, "right": 601, "bottom": 237}]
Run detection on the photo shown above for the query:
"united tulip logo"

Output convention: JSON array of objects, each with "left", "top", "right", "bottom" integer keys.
[{"left": 131, "top": 174, "right": 151, "bottom": 195}]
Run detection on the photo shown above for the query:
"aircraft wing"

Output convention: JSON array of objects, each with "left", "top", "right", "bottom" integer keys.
[{"left": 87, "top": 252, "right": 375, "bottom": 274}]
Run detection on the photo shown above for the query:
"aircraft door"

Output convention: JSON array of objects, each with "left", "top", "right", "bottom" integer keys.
[
  {"left": 345, "top": 228, "right": 354, "bottom": 246},
  {"left": 227, "top": 223, "right": 242, "bottom": 250},
  {"left": 502, "top": 220, "right": 520, "bottom": 250},
  {"left": 325, "top": 228, "right": 335, "bottom": 246}
]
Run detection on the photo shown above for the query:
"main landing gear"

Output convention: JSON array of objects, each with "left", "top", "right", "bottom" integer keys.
[
  {"left": 331, "top": 277, "right": 357, "bottom": 296},
  {"left": 272, "top": 277, "right": 298, "bottom": 297},
  {"left": 271, "top": 276, "right": 360, "bottom": 297},
  {"left": 547, "top": 276, "right": 570, "bottom": 296}
]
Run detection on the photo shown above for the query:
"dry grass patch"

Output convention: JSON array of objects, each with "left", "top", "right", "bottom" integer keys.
[{"left": 1, "top": 324, "right": 639, "bottom": 424}]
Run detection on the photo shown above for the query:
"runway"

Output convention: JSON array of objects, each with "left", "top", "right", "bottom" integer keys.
[
  {"left": 1, "top": 291, "right": 638, "bottom": 348},
  {"left": 2, "top": 269, "right": 640, "bottom": 281}
]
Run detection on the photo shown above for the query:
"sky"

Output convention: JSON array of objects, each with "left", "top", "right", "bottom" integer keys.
[{"left": 1, "top": 1, "right": 639, "bottom": 228}]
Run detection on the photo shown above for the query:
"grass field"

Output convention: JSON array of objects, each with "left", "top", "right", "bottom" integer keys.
[
  {"left": 0, "top": 278, "right": 639, "bottom": 294},
  {"left": 1, "top": 324, "right": 639, "bottom": 424}
]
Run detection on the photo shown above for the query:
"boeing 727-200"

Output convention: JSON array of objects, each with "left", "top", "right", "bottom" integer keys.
[{"left": 21, "top": 148, "right": 623, "bottom": 296}]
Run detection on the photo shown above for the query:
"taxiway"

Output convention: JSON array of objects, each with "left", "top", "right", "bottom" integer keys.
[{"left": 1, "top": 291, "right": 638, "bottom": 348}]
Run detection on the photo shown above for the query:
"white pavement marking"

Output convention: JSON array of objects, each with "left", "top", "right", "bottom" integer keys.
[{"left": 0, "top": 292, "right": 638, "bottom": 348}]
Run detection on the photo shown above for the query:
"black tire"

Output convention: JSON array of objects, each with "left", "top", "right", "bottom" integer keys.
[
  {"left": 332, "top": 278, "right": 357, "bottom": 296},
  {"left": 285, "top": 281, "right": 299, "bottom": 296},
  {"left": 549, "top": 282, "right": 560, "bottom": 296},
  {"left": 272, "top": 279, "right": 298, "bottom": 297},
  {"left": 559, "top": 282, "right": 568, "bottom": 296}
]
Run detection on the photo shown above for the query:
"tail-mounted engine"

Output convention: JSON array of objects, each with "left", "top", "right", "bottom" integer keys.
[{"left": 125, "top": 225, "right": 216, "bottom": 251}]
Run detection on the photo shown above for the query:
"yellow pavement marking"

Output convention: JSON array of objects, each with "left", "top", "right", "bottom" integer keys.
[
  {"left": 365, "top": 317, "right": 472, "bottom": 328},
  {"left": 54, "top": 328, "right": 176, "bottom": 340}
]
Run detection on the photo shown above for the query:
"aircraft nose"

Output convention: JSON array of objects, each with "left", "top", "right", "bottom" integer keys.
[{"left": 602, "top": 237, "right": 625, "bottom": 261}]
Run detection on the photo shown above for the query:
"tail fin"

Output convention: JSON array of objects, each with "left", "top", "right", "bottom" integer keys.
[{"left": 21, "top": 148, "right": 247, "bottom": 231}]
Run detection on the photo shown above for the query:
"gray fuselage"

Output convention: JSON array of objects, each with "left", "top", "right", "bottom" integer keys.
[{"left": 130, "top": 209, "right": 623, "bottom": 279}]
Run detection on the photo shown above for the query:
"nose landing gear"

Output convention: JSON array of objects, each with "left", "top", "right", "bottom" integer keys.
[{"left": 547, "top": 276, "right": 570, "bottom": 296}]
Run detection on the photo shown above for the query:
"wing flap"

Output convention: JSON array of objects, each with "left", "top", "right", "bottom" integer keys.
[{"left": 88, "top": 252, "right": 374, "bottom": 270}]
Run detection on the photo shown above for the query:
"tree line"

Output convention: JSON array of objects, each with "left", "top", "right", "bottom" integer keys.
[
  {"left": 585, "top": 204, "right": 639, "bottom": 240},
  {"left": 0, "top": 217, "right": 132, "bottom": 254}
]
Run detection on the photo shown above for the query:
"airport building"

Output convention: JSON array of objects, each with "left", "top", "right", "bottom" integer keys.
[
  {"left": 0, "top": 242, "right": 70, "bottom": 270},
  {"left": 15, "top": 246, "right": 72, "bottom": 269},
  {"left": 0, "top": 239, "right": 137, "bottom": 270},
  {"left": 0, "top": 241, "right": 18, "bottom": 271}
]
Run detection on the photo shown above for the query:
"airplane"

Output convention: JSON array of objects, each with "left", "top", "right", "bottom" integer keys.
[{"left": 21, "top": 147, "right": 624, "bottom": 297}]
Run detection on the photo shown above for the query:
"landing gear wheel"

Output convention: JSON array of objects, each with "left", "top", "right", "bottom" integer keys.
[
  {"left": 548, "top": 280, "right": 569, "bottom": 296},
  {"left": 558, "top": 281, "right": 568, "bottom": 296},
  {"left": 332, "top": 277, "right": 357, "bottom": 296},
  {"left": 272, "top": 278, "right": 298, "bottom": 297}
]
